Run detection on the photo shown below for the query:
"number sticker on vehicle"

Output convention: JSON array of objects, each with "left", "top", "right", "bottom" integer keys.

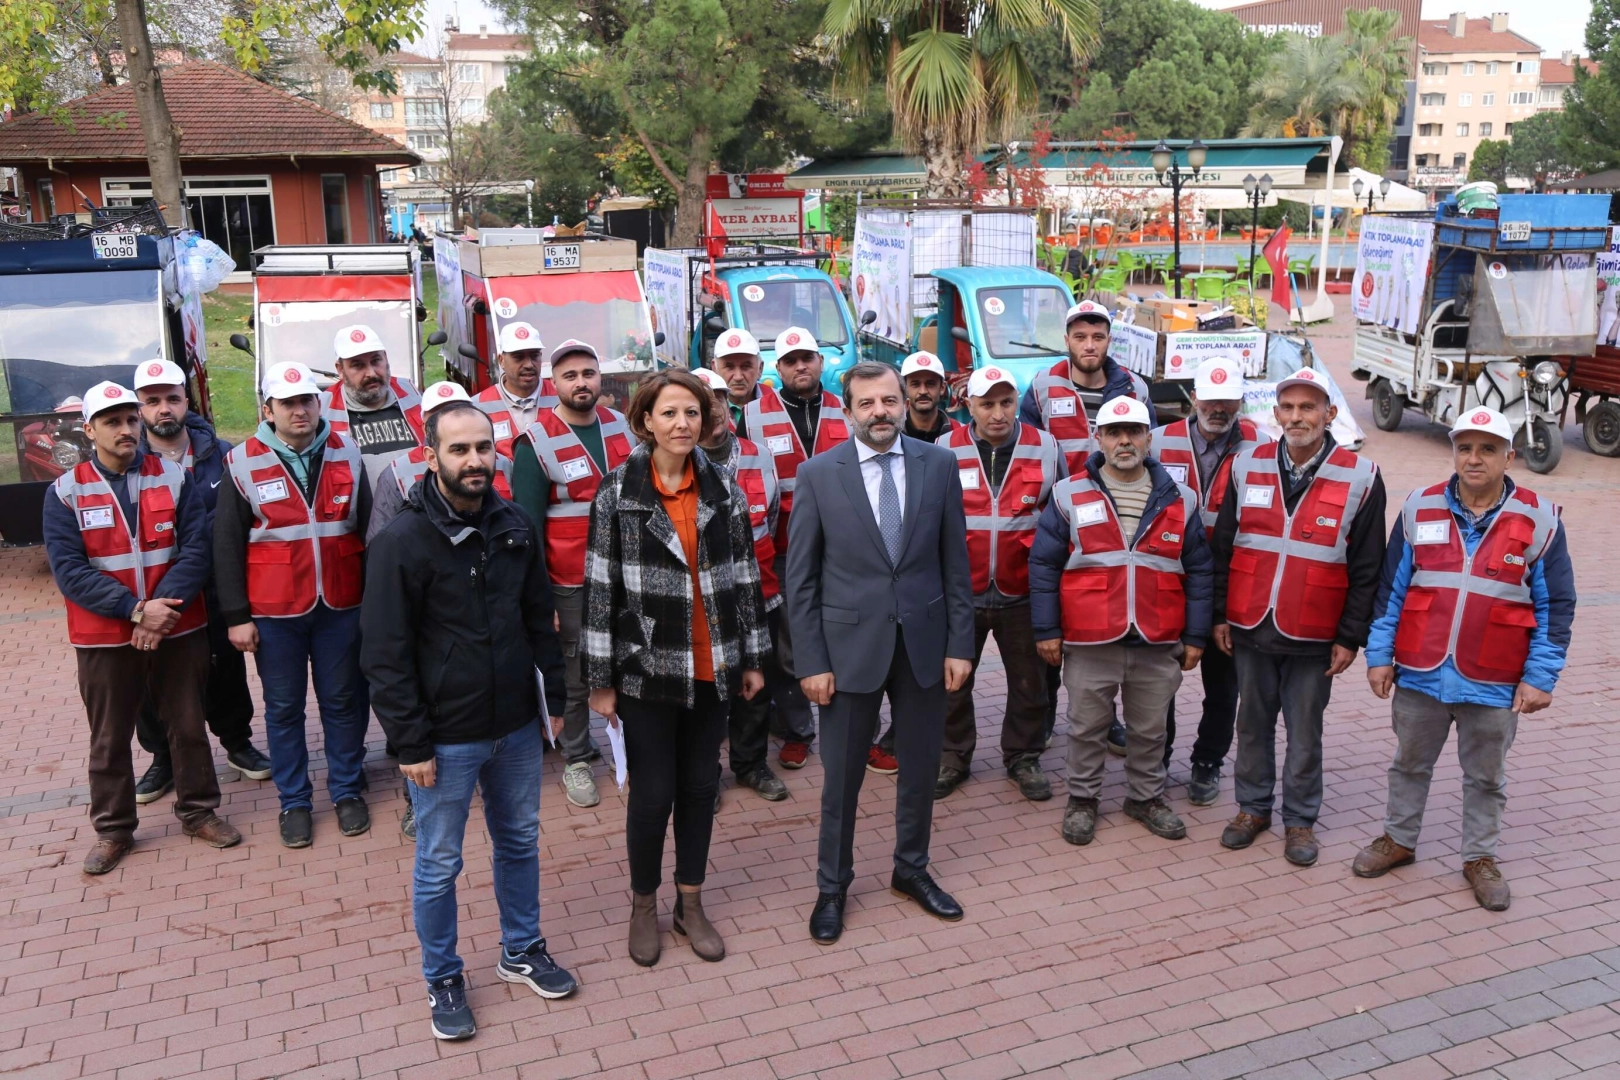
[
  {"left": 91, "top": 234, "right": 138, "bottom": 260},
  {"left": 544, "top": 244, "right": 581, "bottom": 270}
]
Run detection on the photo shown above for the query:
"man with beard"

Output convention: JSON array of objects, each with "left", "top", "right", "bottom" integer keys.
[
  {"left": 322, "top": 324, "right": 425, "bottom": 492},
  {"left": 476, "top": 321, "right": 556, "bottom": 458},
  {"left": 1212, "top": 367, "right": 1386, "bottom": 868},
  {"left": 711, "top": 328, "right": 763, "bottom": 437},
  {"left": 371, "top": 382, "right": 514, "bottom": 547},
  {"left": 1020, "top": 301, "right": 1155, "bottom": 475},
  {"left": 361, "top": 401, "right": 575, "bottom": 1040},
  {"left": 900, "top": 350, "right": 959, "bottom": 442},
  {"left": 511, "top": 340, "right": 628, "bottom": 808},
  {"left": 744, "top": 326, "right": 849, "bottom": 772},
  {"left": 1150, "top": 358, "right": 1271, "bottom": 805},
  {"left": 1029, "top": 398, "right": 1211, "bottom": 848},
  {"left": 130, "top": 360, "right": 271, "bottom": 801}
]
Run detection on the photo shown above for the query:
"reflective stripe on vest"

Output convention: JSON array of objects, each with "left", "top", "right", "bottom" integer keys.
[
  {"left": 226, "top": 433, "right": 365, "bottom": 617},
  {"left": 522, "top": 406, "right": 632, "bottom": 587},
  {"left": 476, "top": 382, "right": 558, "bottom": 459},
  {"left": 52, "top": 456, "right": 208, "bottom": 647},
  {"left": 731, "top": 437, "right": 780, "bottom": 604},
  {"left": 1151, "top": 417, "right": 1271, "bottom": 535},
  {"left": 1029, "top": 360, "right": 1153, "bottom": 474},
  {"left": 743, "top": 384, "right": 849, "bottom": 550},
  {"left": 1392, "top": 482, "right": 1559, "bottom": 685},
  {"left": 943, "top": 423, "right": 1061, "bottom": 598},
  {"left": 1052, "top": 471, "right": 1196, "bottom": 645},
  {"left": 322, "top": 378, "right": 426, "bottom": 444},
  {"left": 1226, "top": 444, "right": 1377, "bottom": 641},
  {"left": 390, "top": 448, "right": 513, "bottom": 502}
]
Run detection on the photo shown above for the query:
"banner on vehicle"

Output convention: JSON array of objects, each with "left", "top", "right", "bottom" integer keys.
[
  {"left": 708, "top": 197, "right": 804, "bottom": 240},
  {"left": 1350, "top": 217, "right": 1434, "bottom": 334},
  {"left": 1598, "top": 251, "right": 1620, "bottom": 348},
  {"left": 1108, "top": 322, "right": 1158, "bottom": 379},
  {"left": 852, "top": 212, "right": 911, "bottom": 344},
  {"left": 643, "top": 247, "right": 690, "bottom": 366},
  {"left": 1162, "top": 330, "right": 1267, "bottom": 380}
]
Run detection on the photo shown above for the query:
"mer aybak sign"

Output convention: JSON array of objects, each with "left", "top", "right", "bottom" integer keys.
[{"left": 708, "top": 196, "right": 805, "bottom": 240}]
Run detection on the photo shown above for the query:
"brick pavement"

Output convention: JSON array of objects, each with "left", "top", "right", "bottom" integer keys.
[{"left": 2, "top": 296, "right": 1618, "bottom": 1079}]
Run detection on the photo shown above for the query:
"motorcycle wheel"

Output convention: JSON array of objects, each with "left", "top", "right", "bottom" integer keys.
[
  {"left": 1523, "top": 418, "right": 1564, "bottom": 474},
  {"left": 1582, "top": 400, "right": 1620, "bottom": 458}
]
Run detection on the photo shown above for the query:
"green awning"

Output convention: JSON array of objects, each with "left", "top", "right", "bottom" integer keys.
[{"left": 784, "top": 153, "right": 927, "bottom": 192}]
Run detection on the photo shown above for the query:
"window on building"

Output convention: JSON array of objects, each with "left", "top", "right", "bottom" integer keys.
[
  {"left": 106, "top": 176, "right": 274, "bottom": 269},
  {"left": 1422, "top": 62, "right": 1449, "bottom": 76},
  {"left": 409, "top": 165, "right": 443, "bottom": 183},
  {"left": 455, "top": 97, "right": 484, "bottom": 119},
  {"left": 1456, "top": 123, "right": 1470, "bottom": 136},
  {"left": 1486, "top": 61, "right": 1499, "bottom": 75},
  {"left": 1459, "top": 92, "right": 1472, "bottom": 106},
  {"left": 1414, "top": 154, "right": 1435, "bottom": 167},
  {"left": 370, "top": 101, "right": 394, "bottom": 119},
  {"left": 1453, "top": 153, "right": 1467, "bottom": 169},
  {"left": 1420, "top": 93, "right": 1446, "bottom": 106},
  {"left": 363, "top": 175, "right": 377, "bottom": 243},
  {"left": 1516, "top": 60, "right": 1539, "bottom": 74},
  {"left": 1482, "top": 92, "right": 1495, "bottom": 106},
  {"left": 322, "top": 174, "right": 349, "bottom": 245},
  {"left": 405, "top": 69, "right": 441, "bottom": 90},
  {"left": 407, "top": 133, "right": 446, "bottom": 151},
  {"left": 405, "top": 98, "right": 446, "bottom": 122},
  {"left": 1479, "top": 122, "right": 1493, "bottom": 137},
  {"left": 1540, "top": 87, "right": 1562, "bottom": 104},
  {"left": 1510, "top": 91, "right": 1535, "bottom": 105},
  {"left": 455, "top": 64, "right": 482, "bottom": 83},
  {"left": 1463, "top": 62, "right": 1475, "bottom": 75},
  {"left": 1418, "top": 123, "right": 1441, "bottom": 136},
  {"left": 1505, "top": 122, "right": 1516, "bottom": 136}
]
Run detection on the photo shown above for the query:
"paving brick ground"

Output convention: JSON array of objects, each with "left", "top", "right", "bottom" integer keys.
[{"left": 2, "top": 296, "right": 1618, "bottom": 1080}]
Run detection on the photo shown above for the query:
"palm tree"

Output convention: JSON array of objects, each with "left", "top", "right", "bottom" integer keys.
[
  {"left": 1242, "top": 33, "right": 1359, "bottom": 139},
  {"left": 1341, "top": 8, "right": 1413, "bottom": 171},
  {"left": 821, "top": 0, "right": 1099, "bottom": 197}
]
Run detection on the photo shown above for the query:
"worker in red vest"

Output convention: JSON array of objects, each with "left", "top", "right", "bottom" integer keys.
[
  {"left": 933, "top": 366, "right": 1064, "bottom": 802},
  {"left": 711, "top": 326, "right": 763, "bottom": 437},
  {"left": 1150, "top": 357, "right": 1272, "bottom": 806},
  {"left": 370, "top": 381, "right": 514, "bottom": 543},
  {"left": 692, "top": 367, "right": 790, "bottom": 803},
  {"left": 1355, "top": 407, "right": 1573, "bottom": 912},
  {"left": 743, "top": 326, "right": 850, "bottom": 771},
  {"left": 217, "top": 361, "right": 374, "bottom": 850},
  {"left": 511, "top": 340, "right": 631, "bottom": 809},
  {"left": 1211, "top": 367, "right": 1386, "bottom": 868},
  {"left": 900, "top": 350, "right": 960, "bottom": 443},
  {"left": 322, "top": 324, "right": 425, "bottom": 493},
  {"left": 475, "top": 320, "right": 557, "bottom": 459},
  {"left": 1028, "top": 397, "right": 1212, "bottom": 848},
  {"left": 43, "top": 381, "right": 242, "bottom": 875},
  {"left": 1019, "top": 301, "right": 1155, "bottom": 474}
]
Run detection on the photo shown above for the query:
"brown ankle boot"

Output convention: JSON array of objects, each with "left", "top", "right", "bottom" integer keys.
[
  {"left": 1464, "top": 858, "right": 1511, "bottom": 912},
  {"left": 1352, "top": 835, "right": 1415, "bottom": 878},
  {"left": 628, "top": 891, "right": 660, "bottom": 967},
  {"left": 674, "top": 887, "right": 725, "bottom": 962}
]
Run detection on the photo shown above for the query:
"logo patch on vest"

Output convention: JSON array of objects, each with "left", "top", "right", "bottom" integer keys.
[
  {"left": 749, "top": 503, "right": 766, "bottom": 514},
  {"left": 256, "top": 479, "right": 290, "bottom": 504},
  {"left": 1163, "top": 463, "right": 1188, "bottom": 485},
  {"left": 560, "top": 457, "right": 592, "bottom": 482},
  {"left": 766, "top": 434, "right": 794, "bottom": 456},
  {"left": 958, "top": 466, "right": 980, "bottom": 490},
  {"left": 332, "top": 494, "right": 350, "bottom": 504},
  {"left": 1161, "top": 531, "right": 1180, "bottom": 543},
  {"left": 79, "top": 506, "right": 115, "bottom": 530},
  {"left": 1021, "top": 495, "right": 1038, "bottom": 505},
  {"left": 153, "top": 521, "right": 173, "bottom": 532},
  {"left": 1049, "top": 398, "right": 1077, "bottom": 418},
  {"left": 1413, "top": 520, "right": 1450, "bottom": 545},
  {"left": 1316, "top": 516, "right": 1338, "bottom": 528},
  {"left": 1075, "top": 501, "right": 1108, "bottom": 525},
  {"left": 1242, "top": 485, "right": 1274, "bottom": 508},
  {"left": 1503, "top": 553, "right": 1525, "bottom": 566}
]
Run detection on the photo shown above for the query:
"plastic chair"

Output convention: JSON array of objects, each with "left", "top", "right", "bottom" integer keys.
[
  {"left": 1192, "top": 274, "right": 1226, "bottom": 303},
  {"left": 1287, "top": 255, "right": 1316, "bottom": 278},
  {"left": 1092, "top": 268, "right": 1126, "bottom": 295},
  {"left": 1223, "top": 280, "right": 1254, "bottom": 303}
]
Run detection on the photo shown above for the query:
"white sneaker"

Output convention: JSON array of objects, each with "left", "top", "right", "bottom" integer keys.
[{"left": 561, "top": 761, "right": 600, "bottom": 808}]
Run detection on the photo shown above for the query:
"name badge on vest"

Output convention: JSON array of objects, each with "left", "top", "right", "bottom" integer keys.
[
  {"left": 959, "top": 466, "right": 980, "bottom": 490},
  {"left": 79, "top": 506, "right": 115, "bottom": 530},
  {"left": 1242, "top": 485, "right": 1274, "bottom": 508},
  {"left": 1075, "top": 501, "right": 1108, "bottom": 525},
  {"left": 1049, "top": 398, "right": 1077, "bottom": 418},
  {"left": 256, "top": 478, "right": 290, "bottom": 504},
  {"left": 766, "top": 434, "right": 794, "bottom": 456},
  {"left": 560, "top": 457, "right": 592, "bottom": 482},
  {"left": 493, "top": 420, "right": 511, "bottom": 441},
  {"left": 1163, "top": 463, "right": 1188, "bottom": 485},
  {"left": 1413, "top": 520, "right": 1450, "bottom": 545}
]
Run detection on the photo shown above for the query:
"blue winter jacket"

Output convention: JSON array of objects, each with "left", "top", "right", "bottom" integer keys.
[{"left": 140, "top": 412, "right": 231, "bottom": 523}]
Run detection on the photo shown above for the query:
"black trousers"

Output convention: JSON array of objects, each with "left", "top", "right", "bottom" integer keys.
[
  {"left": 817, "top": 629, "right": 944, "bottom": 894},
  {"left": 1162, "top": 640, "right": 1241, "bottom": 768},
  {"left": 619, "top": 681, "right": 729, "bottom": 894},
  {"left": 940, "top": 604, "right": 1049, "bottom": 773},
  {"left": 728, "top": 608, "right": 780, "bottom": 777},
  {"left": 136, "top": 604, "right": 255, "bottom": 760}
]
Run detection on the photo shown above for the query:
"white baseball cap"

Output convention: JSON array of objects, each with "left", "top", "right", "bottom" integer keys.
[
  {"left": 132, "top": 358, "right": 186, "bottom": 390},
  {"left": 692, "top": 367, "right": 730, "bottom": 393},
  {"left": 497, "top": 321, "right": 543, "bottom": 354},
  {"left": 714, "top": 327, "right": 759, "bottom": 359},
  {"left": 262, "top": 362, "right": 321, "bottom": 400},
  {"left": 1096, "top": 396, "right": 1151, "bottom": 428},
  {"left": 1274, "top": 366, "right": 1331, "bottom": 399},
  {"left": 1066, "top": 300, "right": 1113, "bottom": 328},
  {"left": 773, "top": 326, "right": 818, "bottom": 357},
  {"left": 967, "top": 365, "right": 1017, "bottom": 398},
  {"left": 549, "top": 338, "right": 599, "bottom": 364},
  {"left": 334, "top": 324, "right": 385, "bottom": 361},
  {"left": 1192, "top": 357, "right": 1244, "bottom": 401},
  {"left": 421, "top": 380, "right": 472, "bottom": 414},
  {"left": 1450, "top": 405, "right": 1513, "bottom": 443},
  {"left": 900, "top": 351, "right": 945, "bottom": 379},
  {"left": 81, "top": 381, "right": 140, "bottom": 422}
]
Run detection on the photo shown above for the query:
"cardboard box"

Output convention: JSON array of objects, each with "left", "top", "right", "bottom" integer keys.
[
  {"left": 1122, "top": 298, "right": 1221, "bottom": 334},
  {"left": 458, "top": 234, "right": 639, "bottom": 277}
]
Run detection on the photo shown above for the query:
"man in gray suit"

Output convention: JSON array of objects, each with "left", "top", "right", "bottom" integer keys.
[{"left": 786, "top": 361, "right": 976, "bottom": 944}]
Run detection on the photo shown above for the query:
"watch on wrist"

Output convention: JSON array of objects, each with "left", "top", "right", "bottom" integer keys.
[{"left": 130, "top": 603, "right": 145, "bottom": 625}]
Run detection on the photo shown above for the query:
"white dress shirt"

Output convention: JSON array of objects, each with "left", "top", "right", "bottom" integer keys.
[{"left": 855, "top": 437, "right": 905, "bottom": 527}]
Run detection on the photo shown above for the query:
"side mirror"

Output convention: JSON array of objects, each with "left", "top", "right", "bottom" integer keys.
[
  {"left": 457, "top": 342, "right": 481, "bottom": 361},
  {"left": 472, "top": 299, "right": 489, "bottom": 316},
  {"left": 861, "top": 309, "right": 877, "bottom": 327},
  {"left": 711, "top": 299, "right": 726, "bottom": 318},
  {"left": 426, "top": 330, "right": 448, "bottom": 347},
  {"left": 949, "top": 326, "right": 971, "bottom": 343},
  {"left": 654, "top": 331, "right": 666, "bottom": 347},
  {"left": 416, "top": 302, "right": 429, "bottom": 323},
  {"left": 229, "top": 333, "right": 254, "bottom": 355},
  {"left": 704, "top": 315, "right": 727, "bottom": 334}
]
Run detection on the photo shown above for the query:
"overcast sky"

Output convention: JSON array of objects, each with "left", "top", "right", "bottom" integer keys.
[{"left": 416, "top": 0, "right": 1594, "bottom": 59}]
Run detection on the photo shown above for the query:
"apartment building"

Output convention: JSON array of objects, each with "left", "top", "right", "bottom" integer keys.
[
  {"left": 1409, "top": 13, "right": 1542, "bottom": 193},
  {"left": 1538, "top": 52, "right": 1599, "bottom": 111}
]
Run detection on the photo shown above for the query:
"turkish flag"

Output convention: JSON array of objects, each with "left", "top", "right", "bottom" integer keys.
[
  {"left": 704, "top": 202, "right": 728, "bottom": 260},
  {"left": 1262, "top": 225, "right": 1292, "bottom": 309}
]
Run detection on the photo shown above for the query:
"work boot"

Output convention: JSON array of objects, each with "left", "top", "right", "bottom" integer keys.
[
  {"left": 934, "top": 765, "right": 968, "bottom": 799},
  {"left": 83, "top": 837, "right": 132, "bottom": 875},
  {"left": 134, "top": 759, "right": 172, "bottom": 804},
  {"left": 1464, "top": 857, "right": 1511, "bottom": 911},
  {"left": 673, "top": 888, "right": 725, "bottom": 962},
  {"left": 1009, "top": 758, "right": 1052, "bottom": 801},
  {"left": 1124, "top": 797, "right": 1186, "bottom": 840},
  {"left": 1352, "top": 835, "right": 1414, "bottom": 878},
  {"left": 1188, "top": 761, "right": 1221, "bottom": 806},
  {"left": 1106, "top": 718, "right": 1127, "bottom": 757},
  {"left": 1220, "top": 812, "right": 1272, "bottom": 850},
  {"left": 183, "top": 814, "right": 243, "bottom": 849},
  {"left": 628, "top": 891, "right": 660, "bottom": 966},
  {"left": 1284, "top": 826, "right": 1319, "bottom": 866},
  {"left": 739, "top": 767, "right": 788, "bottom": 801},
  {"left": 1061, "top": 796, "right": 1099, "bottom": 846}
]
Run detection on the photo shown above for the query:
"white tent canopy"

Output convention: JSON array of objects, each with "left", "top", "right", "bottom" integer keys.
[{"left": 1274, "top": 167, "right": 1427, "bottom": 211}]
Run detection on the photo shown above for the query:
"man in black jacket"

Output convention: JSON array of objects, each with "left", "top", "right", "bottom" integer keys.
[{"left": 360, "top": 401, "right": 575, "bottom": 1043}]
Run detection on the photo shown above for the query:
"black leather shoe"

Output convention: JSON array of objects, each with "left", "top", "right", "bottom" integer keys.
[
  {"left": 1106, "top": 718, "right": 1127, "bottom": 757},
  {"left": 890, "top": 870, "right": 963, "bottom": 922},
  {"left": 809, "top": 889, "right": 847, "bottom": 945},
  {"left": 134, "top": 759, "right": 173, "bottom": 805}
]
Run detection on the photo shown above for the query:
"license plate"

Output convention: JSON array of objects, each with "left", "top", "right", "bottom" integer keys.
[
  {"left": 91, "top": 233, "right": 138, "bottom": 260},
  {"left": 1498, "top": 221, "right": 1531, "bottom": 242},
  {"left": 543, "top": 244, "right": 580, "bottom": 270}
]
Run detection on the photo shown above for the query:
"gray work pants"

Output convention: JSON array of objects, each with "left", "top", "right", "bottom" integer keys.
[
  {"left": 1232, "top": 645, "right": 1333, "bottom": 828},
  {"left": 553, "top": 586, "right": 602, "bottom": 765},
  {"left": 1384, "top": 685, "right": 1519, "bottom": 862},
  {"left": 1063, "top": 641, "right": 1182, "bottom": 801}
]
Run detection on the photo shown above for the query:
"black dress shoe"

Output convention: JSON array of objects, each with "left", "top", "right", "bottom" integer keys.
[
  {"left": 890, "top": 870, "right": 963, "bottom": 922},
  {"left": 809, "top": 888, "right": 847, "bottom": 944}
]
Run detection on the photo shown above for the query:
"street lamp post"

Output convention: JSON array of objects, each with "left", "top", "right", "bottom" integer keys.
[
  {"left": 524, "top": 178, "right": 535, "bottom": 228},
  {"left": 1152, "top": 139, "right": 1207, "bottom": 299},
  {"left": 1241, "top": 172, "right": 1273, "bottom": 292},
  {"left": 1352, "top": 175, "right": 1392, "bottom": 212}
]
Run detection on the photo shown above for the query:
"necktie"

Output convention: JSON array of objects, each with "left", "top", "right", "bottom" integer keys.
[{"left": 877, "top": 452, "right": 902, "bottom": 563}]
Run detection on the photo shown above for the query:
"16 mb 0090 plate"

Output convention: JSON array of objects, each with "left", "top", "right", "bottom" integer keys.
[
  {"left": 543, "top": 244, "right": 581, "bottom": 270},
  {"left": 91, "top": 233, "right": 138, "bottom": 260}
]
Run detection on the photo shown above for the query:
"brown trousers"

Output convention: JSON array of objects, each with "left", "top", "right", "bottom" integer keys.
[{"left": 76, "top": 629, "right": 221, "bottom": 842}]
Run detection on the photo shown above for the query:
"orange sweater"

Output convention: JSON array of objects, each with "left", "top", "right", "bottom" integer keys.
[{"left": 651, "top": 457, "right": 714, "bottom": 683}]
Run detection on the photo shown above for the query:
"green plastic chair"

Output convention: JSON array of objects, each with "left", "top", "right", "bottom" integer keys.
[
  {"left": 1287, "top": 255, "right": 1317, "bottom": 278},
  {"left": 1192, "top": 274, "right": 1226, "bottom": 302},
  {"left": 1092, "top": 268, "right": 1126, "bottom": 295},
  {"left": 1223, "top": 280, "right": 1254, "bottom": 302}
]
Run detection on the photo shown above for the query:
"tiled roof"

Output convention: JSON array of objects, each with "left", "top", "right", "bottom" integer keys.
[
  {"left": 447, "top": 32, "right": 532, "bottom": 54},
  {"left": 1417, "top": 18, "right": 1540, "bottom": 55},
  {"left": 1541, "top": 57, "right": 1599, "bottom": 84},
  {"left": 0, "top": 61, "right": 418, "bottom": 164},
  {"left": 391, "top": 51, "right": 438, "bottom": 66}
]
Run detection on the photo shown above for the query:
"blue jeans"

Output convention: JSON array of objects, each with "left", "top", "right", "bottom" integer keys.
[
  {"left": 411, "top": 719, "right": 543, "bottom": 983},
  {"left": 253, "top": 602, "right": 370, "bottom": 811}
]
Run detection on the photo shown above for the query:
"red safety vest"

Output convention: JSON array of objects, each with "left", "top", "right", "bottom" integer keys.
[
  {"left": 389, "top": 447, "right": 513, "bottom": 502},
  {"left": 52, "top": 456, "right": 209, "bottom": 647},
  {"left": 942, "top": 422, "right": 1062, "bottom": 598},
  {"left": 1225, "top": 444, "right": 1378, "bottom": 642},
  {"left": 1052, "top": 470, "right": 1199, "bottom": 645},
  {"left": 1392, "top": 482, "right": 1559, "bottom": 685},
  {"left": 519, "top": 406, "right": 633, "bottom": 587},
  {"left": 225, "top": 433, "right": 366, "bottom": 618},
  {"left": 743, "top": 384, "right": 849, "bottom": 549},
  {"left": 1152, "top": 417, "right": 1272, "bottom": 537},
  {"left": 1028, "top": 359, "right": 1152, "bottom": 474},
  {"left": 321, "top": 378, "right": 426, "bottom": 445},
  {"left": 475, "top": 381, "right": 558, "bottom": 459},
  {"left": 731, "top": 437, "right": 781, "bottom": 605}
]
